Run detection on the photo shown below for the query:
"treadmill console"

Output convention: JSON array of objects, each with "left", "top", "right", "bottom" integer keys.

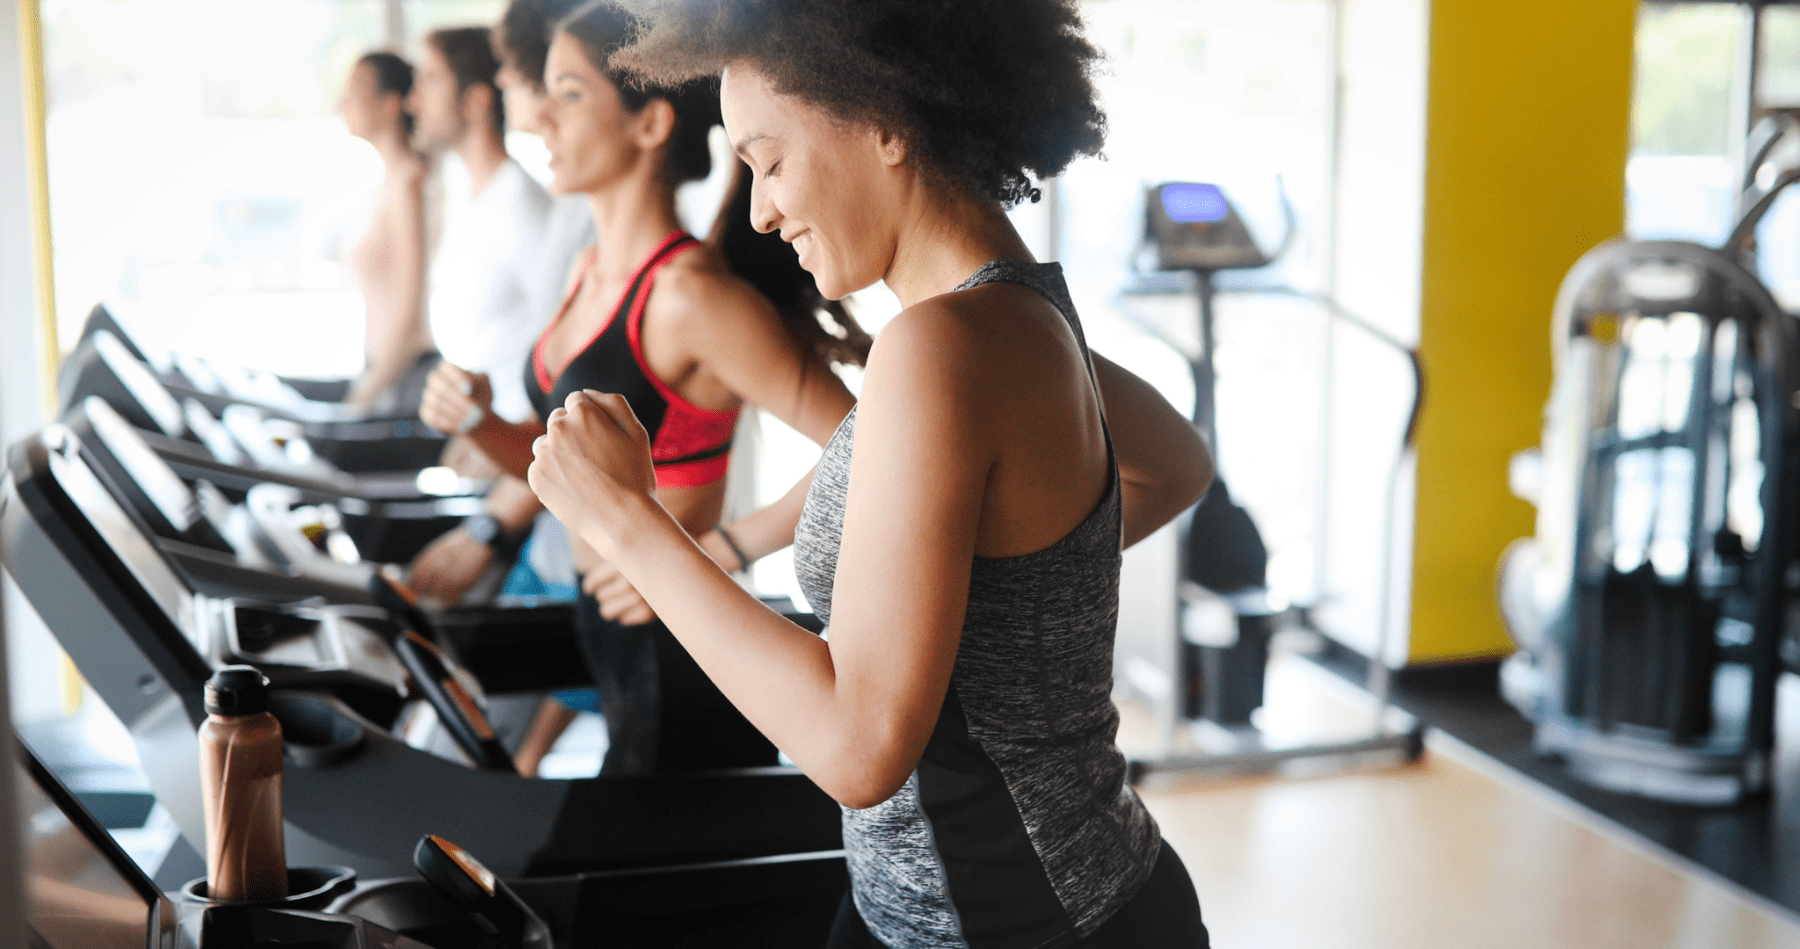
[
  {"left": 64, "top": 331, "right": 188, "bottom": 439},
  {"left": 42, "top": 426, "right": 198, "bottom": 635},
  {"left": 1145, "top": 181, "right": 1272, "bottom": 272},
  {"left": 9, "top": 429, "right": 478, "bottom": 762},
  {"left": 73, "top": 397, "right": 235, "bottom": 555}
]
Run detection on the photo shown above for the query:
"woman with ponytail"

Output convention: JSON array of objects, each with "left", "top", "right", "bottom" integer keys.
[
  {"left": 419, "top": 0, "right": 861, "bottom": 775},
  {"left": 338, "top": 52, "right": 433, "bottom": 411}
]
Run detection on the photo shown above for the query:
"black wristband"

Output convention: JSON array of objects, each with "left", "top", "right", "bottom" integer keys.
[
  {"left": 713, "top": 525, "right": 752, "bottom": 573},
  {"left": 463, "top": 513, "right": 528, "bottom": 560}
]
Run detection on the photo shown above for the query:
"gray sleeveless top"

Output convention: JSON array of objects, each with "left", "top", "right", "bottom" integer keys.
[{"left": 793, "top": 261, "right": 1161, "bottom": 949}]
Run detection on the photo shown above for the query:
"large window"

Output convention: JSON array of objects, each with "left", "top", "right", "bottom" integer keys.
[
  {"left": 1067, "top": 0, "right": 1336, "bottom": 601},
  {"left": 43, "top": 0, "right": 408, "bottom": 376},
  {"left": 1627, "top": 3, "right": 1745, "bottom": 246}
]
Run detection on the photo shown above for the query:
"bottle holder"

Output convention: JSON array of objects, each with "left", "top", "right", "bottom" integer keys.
[{"left": 180, "top": 865, "right": 358, "bottom": 910}]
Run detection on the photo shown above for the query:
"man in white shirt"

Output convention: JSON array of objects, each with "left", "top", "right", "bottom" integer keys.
[
  {"left": 409, "top": 25, "right": 552, "bottom": 426},
  {"left": 406, "top": 14, "right": 594, "bottom": 623}
]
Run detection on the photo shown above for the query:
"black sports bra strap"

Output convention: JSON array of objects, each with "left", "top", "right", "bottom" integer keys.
[{"left": 614, "top": 233, "right": 700, "bottom": 322}]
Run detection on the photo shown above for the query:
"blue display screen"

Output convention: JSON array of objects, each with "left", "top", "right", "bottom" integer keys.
[{"left": 1160, "top": 183, "right": 1229, "bottom": 223}]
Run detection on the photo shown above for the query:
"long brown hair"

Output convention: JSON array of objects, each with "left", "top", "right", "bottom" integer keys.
[{"left": 558, "top": 0, "right": 869, "bottom": 367}]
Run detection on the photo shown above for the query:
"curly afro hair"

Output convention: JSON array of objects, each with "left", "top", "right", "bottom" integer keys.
[{"left": 607, "top": 0, "right": 1107, "bottom": 208}]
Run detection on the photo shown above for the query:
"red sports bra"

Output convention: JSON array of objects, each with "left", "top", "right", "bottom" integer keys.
[{"left": 525, "top": 232, "right": 739, "bottom": 489}]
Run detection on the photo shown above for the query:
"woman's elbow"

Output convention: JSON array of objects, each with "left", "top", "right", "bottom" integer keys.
[
  {"left": 809, "top": 734, "right": 917, "bottom": 809},
  {"left": 1153, "top": 423, "right": 1212, "bottom": 510},
  {"left": 829, "top": 776, "right": 910, "bottom": 811}
]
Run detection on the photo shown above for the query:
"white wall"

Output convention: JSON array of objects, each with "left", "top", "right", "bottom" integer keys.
[{"left": 1313, "top": 0, "right": 1428, "bottom": 665}]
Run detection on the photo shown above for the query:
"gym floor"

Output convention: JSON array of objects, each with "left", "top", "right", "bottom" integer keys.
[{"left": 1117, "top": 656, "right": 1800, "bottom": 949}]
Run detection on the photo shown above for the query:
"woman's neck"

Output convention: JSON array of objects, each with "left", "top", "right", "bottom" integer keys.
[
  {"left": 370, "top": 128, "right": 417, "bottom": 174},
  {"left": 883, "top": 185, "right": 1035, "bottom": 309},
  {"left": 585, "top": 170, "right": 684, "bottom": 282}
]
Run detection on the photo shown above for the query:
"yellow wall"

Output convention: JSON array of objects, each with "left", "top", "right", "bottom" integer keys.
[{"left": 1409, "top": 0, "right": 1638, "bottom": 663}]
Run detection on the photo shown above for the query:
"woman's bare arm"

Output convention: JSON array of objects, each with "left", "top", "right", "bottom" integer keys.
[
  {"left": 586, "top": 268, "right": 854, "bottom": 618},
  {"left": 1090, "top": 352, "right": 1212, "bottom": 548},
  {"left": 529, "top": 303, "right": 981, "bottom": 808},
  {"left": 698, "top": 464, "right": 819, "bottom": 569},
  {"left": 670, "top": 270, "right": 855, "bottom": 560},
  {"left": 419, "top": 362, "right": 546, "bottom": 478},
  {"left": 349, "top": 170, "right": 432, "bottom": 407}
]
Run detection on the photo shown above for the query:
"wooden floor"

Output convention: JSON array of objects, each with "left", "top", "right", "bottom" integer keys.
[{"left": 1120, "top": 658, "right": 1800, "bottom": 949}]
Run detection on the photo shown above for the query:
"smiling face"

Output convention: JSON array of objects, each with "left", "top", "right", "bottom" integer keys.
[
  {"left": 539, "top": 33, "right": 665, "bottom": 196},
  {"left": 720, "top": 64, "right": 911, "bottom": 301}
]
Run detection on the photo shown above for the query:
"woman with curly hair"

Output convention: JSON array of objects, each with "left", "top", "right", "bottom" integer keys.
[{"left": 528, "top": 0, "right": 1214, "bottom": 945}]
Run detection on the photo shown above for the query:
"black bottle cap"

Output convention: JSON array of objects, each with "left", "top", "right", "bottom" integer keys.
[{"left": 204, "top": 665, "right": 270, "bottom": 717}]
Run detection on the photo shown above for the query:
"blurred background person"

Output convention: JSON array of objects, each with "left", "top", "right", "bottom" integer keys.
[
  {"left": 409, "top": 25, "right": 552, "bottom": 467},
  {"left": 405, "top": 0, "right": 594, "bottom": 619},
  {"left": 496, "top": 0, "right": 597, "bottom": 339},
  {"left": 337, "top": 51, "right": 434, "bottom": 413}
]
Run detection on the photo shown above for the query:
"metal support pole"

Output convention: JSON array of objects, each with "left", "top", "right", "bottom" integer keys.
[
  {"left": 1732, "top": 2, "right": 1766, "bottom": 182},
  {"left": 1193, "top": 271, "right": 1219, "bottom": 452},
  {"left": 1315, "top": 0, "right": 1346, "bottom": 607}
]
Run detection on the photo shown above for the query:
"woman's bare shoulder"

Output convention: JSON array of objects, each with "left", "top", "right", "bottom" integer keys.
[
  {"left": 867, "top": 280, "right": 1075, "bottom": 403},
  {"left": 892, "top": 281, "right": 1057, "bottom": 354},
  {"left": 653, "top": 246, "right": 777, "bottom": 329}
]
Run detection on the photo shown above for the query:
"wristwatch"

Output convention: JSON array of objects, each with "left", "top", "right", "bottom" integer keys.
[{"left": 461, "top": 514, "right": 525, "bottom": 557}]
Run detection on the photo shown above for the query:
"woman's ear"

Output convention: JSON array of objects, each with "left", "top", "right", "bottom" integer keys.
[
  {"left": 874, "top": 126, "right": 907, "bottom": 167},
  {"left": 634, "top": 99, "right": 678, "bottom": 151}
]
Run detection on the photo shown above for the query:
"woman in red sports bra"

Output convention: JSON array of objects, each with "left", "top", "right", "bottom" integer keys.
[{"left": 419, "top": 2, "right": 861, "bottom": 774}]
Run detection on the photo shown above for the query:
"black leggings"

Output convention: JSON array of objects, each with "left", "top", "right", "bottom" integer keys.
[
  {"left": 572, "top": 593, "right": 777, "bottom": 774},
  {"left": 824, "top": 838, "right": 1209, "bottom": 948}
]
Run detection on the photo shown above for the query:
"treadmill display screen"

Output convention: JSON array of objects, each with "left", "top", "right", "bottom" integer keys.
[
  {"left": 48, "top": 438, "right": 196, "bottom": 632},
  {"left": 1160, "top": 182, "right": 1229, "bottom": 224},
  {"left": 20, "top": 757, "right": 153, "bottom": 949},
  {"left": 94, "top": 332, "right": 185, "bottom": 438},
  {"left": 84, "top": 397, "right": 201, "bottom": 533}
]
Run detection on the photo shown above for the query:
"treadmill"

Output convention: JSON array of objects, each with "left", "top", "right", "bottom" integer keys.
[
  {"left": 17, "top": 728, "right": 845, "bottom": 948},
  {"left": 64, "top": 394, "right": 379, "bottom": 605},
  {"left": 59, "top": 330, "right": 480, "bottom": 563},
  {"left": 18, "top": 734, "right": 431, "bottom": 948},
  {"left": 0, "top": 425, "right": 843, "bottom": 882},
  {"left": 70, "top": 302, "right": 445, "bottom": 473}
]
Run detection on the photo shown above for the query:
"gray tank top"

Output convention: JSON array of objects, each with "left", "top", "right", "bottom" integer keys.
[{"left": 793, "top": 260, "right": 1161, "bottom": 949}]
